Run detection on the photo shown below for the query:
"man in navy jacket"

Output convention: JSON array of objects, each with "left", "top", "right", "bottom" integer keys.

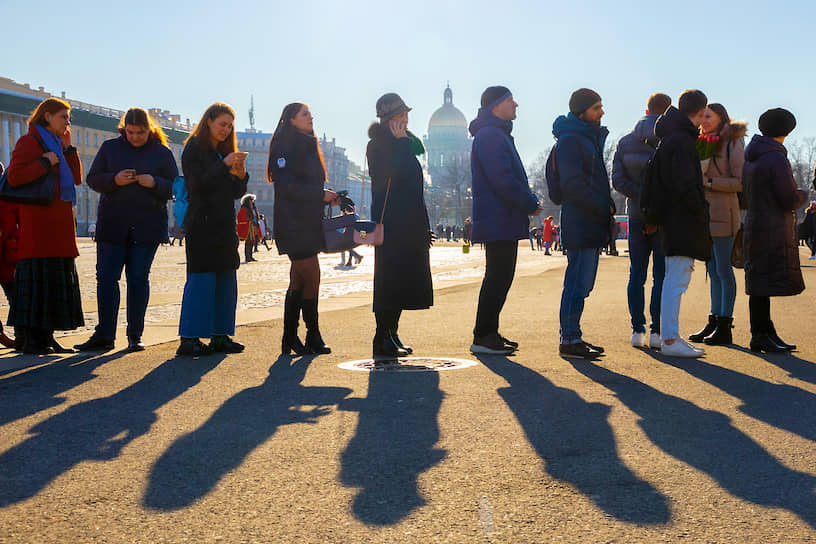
[
  {"left": 553, "top": 88, "right": 614, "bottom": 358},
  {"left": 469, "top": 86, "right": 541, "bottom": 354}
]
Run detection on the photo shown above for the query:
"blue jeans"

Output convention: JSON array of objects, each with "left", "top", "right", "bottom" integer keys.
[
  {"left": 627, "top": 219, "right": 665, "bottom": 334},
  {"left": 559, "top": 248, "right": 600, "bottom": 344},
  {"left": 706, "top": 235, "right": 736, "bottom": 317},
  {"left": 95, "top": 241, "right": 159, "bottom": 340},
  {"left": 178, "top": 270, "right": 238, "bottom": 338}
]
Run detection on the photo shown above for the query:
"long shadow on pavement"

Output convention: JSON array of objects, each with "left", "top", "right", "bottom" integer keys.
[
  {"left": 572, "top": 360, "right": 816, "bottom": 529},
  {"left": 144, "top": 354, "right": 352, "bottom": 510},
  {"left": 0, "top": 351, "right": 129, "bottom": 428},
  {"left": 476, "top": 355, "right": 670, "bottom": 525},
  {"left": 658, "top": 354, "right": 816, "bottom": 443},
  {"left": 0, "top": 354, "right": 224, "bottom": 508},
  {"left": 339, "top": 369, "right": 446, "bottom": 526},
  {"left": 731, "top": 345, "right": 816, "bottom": 387}
]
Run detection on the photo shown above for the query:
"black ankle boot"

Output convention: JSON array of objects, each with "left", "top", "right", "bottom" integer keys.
[
  {"left": 48, "top": 333, "right": 75, "bottom": 353},
  {"left": 301, "top": 299, "right": 330, "bottom": 354},
  {"left": 22, "top": 329, "right": 54, "bottom": 355},
  {"left": 749, "top": 334, "right": 787, "bottom": 353},
  {"left": 281, "top": 289, "right": 309, "bottom": 355},
  {"left": 689, "top": 314, "right": 717, "bottom": 342},
  {"left": 767, "top": 321, "right": 795, "bottom": 350},
  {"left": 389, "top": 313, "right": 413, "bottom": 354},
  {"left": 703, "top": 316, "right": 733, "bottom": 345},
  {"left": 373, "top": 332, "right": 408, "bottom": 358}
]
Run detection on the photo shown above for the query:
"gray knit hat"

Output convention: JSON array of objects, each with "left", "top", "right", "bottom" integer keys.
[
  {"left": 376, "top": 93, "right": 412, "bottom": 120},
  {"left": 569, "top": 88, "right": 602, "bottom": 116}
]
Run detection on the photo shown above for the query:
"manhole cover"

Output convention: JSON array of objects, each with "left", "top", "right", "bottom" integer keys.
[{"left": 338, "top": 357, "right": 478, "bottom": 372}]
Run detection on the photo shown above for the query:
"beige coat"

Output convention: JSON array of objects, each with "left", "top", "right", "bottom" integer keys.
[{"left": 703, "top": 122, "right": 747, "bottom": 237}]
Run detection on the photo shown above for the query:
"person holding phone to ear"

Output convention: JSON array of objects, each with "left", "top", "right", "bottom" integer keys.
[
  {"left": 77, "top": 108, "right": 177, "bottom": 352},
  {"left": 176, "top": 103, "right": 248, "bottom": 357}
]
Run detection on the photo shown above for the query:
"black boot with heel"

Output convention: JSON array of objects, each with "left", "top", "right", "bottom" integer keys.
[
  {"left": 281, "top": 289, "right": 310, "bottom": 355},
  {"left": 302, "top": 298, "right": 331, "bottom": 354}
]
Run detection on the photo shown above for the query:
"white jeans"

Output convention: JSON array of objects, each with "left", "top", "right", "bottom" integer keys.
[{"left": 660, "top": 256, "right": 694, "bottom": 341}]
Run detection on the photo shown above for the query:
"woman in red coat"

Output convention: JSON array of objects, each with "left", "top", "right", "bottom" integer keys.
[
  {"left": 6, "top": 98, "right": 84, "bottom": 354},
  {"left": 0, "top": 185, "right": 21, "bottom": 348}
]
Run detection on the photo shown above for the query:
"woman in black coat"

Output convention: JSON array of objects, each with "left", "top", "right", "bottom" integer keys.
[
  {"left": 78, "top": 108, "right": 177, "bottom": 352},
  {"left": 177, "top": 103, "right": 248, "bottom": 356},
  {"left": 367, "top": 93, "right": 434, "bottom": 358},
  {"left": 267, "top": 103, "right": 338, "bottom": 355},
  {"left": 742, "top": 108, "right": 808, "bottom": 352}
]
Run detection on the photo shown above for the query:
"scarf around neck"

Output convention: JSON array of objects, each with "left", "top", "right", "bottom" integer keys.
[{"left": 35, "top": 125, "right": 75, "bottom": 204}]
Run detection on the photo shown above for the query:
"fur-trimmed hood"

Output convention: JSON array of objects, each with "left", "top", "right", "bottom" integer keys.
[{"left": 721, "top": 120, "right": 748, "bottom": 141}]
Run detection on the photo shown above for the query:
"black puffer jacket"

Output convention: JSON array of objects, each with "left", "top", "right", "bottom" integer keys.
[
  {"left": 742, "top": 135, "right": 807, "bottom": 297},
  {"left": 367, "top": 123, "right": 433, "bottom": 312},
  {"left": 181, "top": 138, "right": 248, "bottom": 273},
  {"left": 268, "top": 131, "right": 326, "bottom": 256},
  {"left": 651, "top": 106, "right": 712, "bottom": 261}
]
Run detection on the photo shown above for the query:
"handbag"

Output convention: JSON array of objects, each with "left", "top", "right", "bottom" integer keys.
[
  {"left": 353, "top": 177, "right": 391, "bottom": 246},
  {"left": 731, "top": 224, "right": 744, "bottom": 269},
  {"left": 322, "top": 205, "right": 358, "bottom": 253},
  {"left": 0, "top": 144, "right": 58, "bottom": 206}
]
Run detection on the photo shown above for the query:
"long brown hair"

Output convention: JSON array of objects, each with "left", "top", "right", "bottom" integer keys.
[
  {"left": 706, "top": 102, "right": 732, "bottom": 152},
  {"left": 118, "top": 108, "right": 168, "bottom": 146},
  {"left": 266, "top": 102, "right": 326, "bottom": 183},
  {"left": 27, "top": 98, "right": 71, "bottom": 126},
  {"left": 186, "top": 102, "right": 237, "bottom": 155}
]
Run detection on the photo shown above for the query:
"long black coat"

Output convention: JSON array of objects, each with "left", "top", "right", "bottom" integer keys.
[
  {"left": 181, "top": 138, "right": 248, "bottom": 273},
  {"left": 86, "top": 135, "right": 176, "bottom": 245},
  {"left": 742, "top": 135, "right": 807, "bottom": 297},
  {"left": 651, "top": 106, "right": 712, "bottom": 262},
  {"left": 367, "top": 123, "right": 433, "bottom": 312},
  {"left": 268, "top": 131, "right": 325, "bottom": 256}
]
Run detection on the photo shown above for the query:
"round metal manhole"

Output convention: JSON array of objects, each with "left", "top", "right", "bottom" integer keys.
[{"left": 338, "top": 357, "right": 478, "bottom": 372}]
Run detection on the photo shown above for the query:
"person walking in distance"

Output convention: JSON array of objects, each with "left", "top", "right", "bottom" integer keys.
[
  {"left": 469, "top": 86, "right": 541, "bottom": 355},
  {"left": 611, "top": 92, "right": 671, "bottom": 350},
  {"left": 688, "top": 103, "right": 746, "bottom": 346},
  {"left": 552, "top": 88, "right": 614, "bottom": 358},
  {"left": 644, "top": 90, "right": 713, "bottom": 357}
]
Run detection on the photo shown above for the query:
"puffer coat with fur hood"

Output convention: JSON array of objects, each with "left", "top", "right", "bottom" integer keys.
[{"left": 703, "top": 121, "right": 747, "bottom": 238}]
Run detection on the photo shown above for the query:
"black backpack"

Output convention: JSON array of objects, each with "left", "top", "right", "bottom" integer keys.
[{"left": 544, "top": 147, "right": 562, "bottom": 205}]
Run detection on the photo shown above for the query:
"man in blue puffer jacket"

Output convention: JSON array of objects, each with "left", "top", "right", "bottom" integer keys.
[
  {"left": 469, "top": 86, "right": 541, "bottom": 354},
  {"left": 553, "top": 88, "right": 615, "bottom": 358}
]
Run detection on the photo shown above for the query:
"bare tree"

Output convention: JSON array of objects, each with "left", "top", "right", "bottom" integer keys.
[{"left": 787, "top": 137, "right": 816, "bottom": 219}]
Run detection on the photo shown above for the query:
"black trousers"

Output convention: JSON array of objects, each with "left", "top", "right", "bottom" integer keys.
[
  {"left": 749, "top": 295, "right": 771, "bottom": 335},
  {"left": 473, "top": 240, "right": 518, "bottom": 338}
]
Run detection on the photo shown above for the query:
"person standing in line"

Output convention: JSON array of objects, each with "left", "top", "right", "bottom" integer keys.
[
  {"left": 268, "top": 102, "right": 338, "bottom": 355},
  {"left": 611, "top": 92, "right": 671, "bottom": 350},
  {"left": 5, "top": 98, "right": 84, "bottom": 354},
  {"left": 77, "top": 108, "right": 177, "bottom": 352},
  {"left": 552, "top": 88, "right": 614, "bottom": 358},
  {"left": 177, "top": 103, "right": 248, "bottom": 356},
  {"left": 801, "top": 201, "right": 816, "bottom": 259},
  {"left": 237, "top": 193, "right": 260, "bottom": 263},
  {"left": 469, "top": 86, "right": 541, "bottom": 354},
  {"left": 742, "top": 108, "right": 808, "bottom": 352},
  {"left": 645, "top": 90, "right": 712, "bottom": 358},
  {"left": 366, "top": 93, "right": 434, "bottom": 357},
  {"left": 0, "top": 161, "right": 20, "bottom": 348},
  {"left": 687, "top": 103, "right": 746, "bottom": 345}
]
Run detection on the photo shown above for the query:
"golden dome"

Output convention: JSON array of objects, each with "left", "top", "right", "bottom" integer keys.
[{"left": 428, "top": 86, "right": 467, "bottom": 131}]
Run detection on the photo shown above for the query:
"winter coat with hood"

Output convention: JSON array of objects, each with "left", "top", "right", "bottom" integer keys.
[
  {"left": 366, "top": 122, "right": 433, "bottom": 312},
  {"left": 181, "top": 137, "right": 248, "bottom": 273},
  {"left": 268, "top": 131, "right": 326, "bottom": 257},
  {"left": 6, "top": 126, "right": 82, "bottom": 260},
  {"left": 742, "top": 134, "right": 807, "bottom": 297},
  {"left": 649, "top": 106, "right": 712, "bottom": 262},
  {"left": 469, "top": 109, "right": 539, "bottom": 243},
  {"left": 611, "top": 114, "right": 660, "bottom": 223},
  {"left": 86, "top": 134, "right": 177, "bottom": 245},
  {"left": 702, "top": 121, "right": 746, "bottom": 238},
  {"left": 552, "top": 112, "right": 614, "bottom": 250}
]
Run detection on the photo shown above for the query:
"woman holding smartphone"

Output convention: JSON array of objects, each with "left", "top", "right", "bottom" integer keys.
[
  {"left": 176, "top": 103, "right": 248, "bottom": 356},
  {"left": 5, "top": 98, "right": 84, "bottom": 354},
  {"left": 267, "top": 102, "right": 337, "bottom": 355},
  {"left": 77, "top": 108, "right": 177, "bottom": 352}
]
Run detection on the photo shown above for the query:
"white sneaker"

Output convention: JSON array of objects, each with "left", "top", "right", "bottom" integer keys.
[
  {"left": 649, "top": 333, "right": 662, "bottom": 349},
  {"left": 661, "top": 338, "right": 704, "bottom": 358},
  {"left": 631, "top": 332, "right": 647, "bottom": 347}
]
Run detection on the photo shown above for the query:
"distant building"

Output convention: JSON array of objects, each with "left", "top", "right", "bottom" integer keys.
[
  {"left": 0, "top": 76, "right": 189, "bottom": 235},
  {"left": 423, "top": 84, "right": 472, "bottom": 225}
]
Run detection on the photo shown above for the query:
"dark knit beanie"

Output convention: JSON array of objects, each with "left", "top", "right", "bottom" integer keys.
[
  {"left": 569, "top": 88, "right": 602, "bottom": 116},
  {"left": 481, "top": 86, "right": 512, "bottom": 111},
  {"left": 758, "top": 108, "right": 796, "bottom": 138}
]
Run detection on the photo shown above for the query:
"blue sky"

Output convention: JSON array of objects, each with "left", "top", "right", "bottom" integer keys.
[{"left": 2, "top": 0, "right": 813, "bottom": 165}]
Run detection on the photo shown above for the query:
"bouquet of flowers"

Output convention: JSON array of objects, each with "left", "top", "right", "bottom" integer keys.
[
  {"left": 696, "top": 133, "right": 720, "bottom": 160},
  {"left": 697, "top": 133, "right": 720, "bottom": 174}
]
